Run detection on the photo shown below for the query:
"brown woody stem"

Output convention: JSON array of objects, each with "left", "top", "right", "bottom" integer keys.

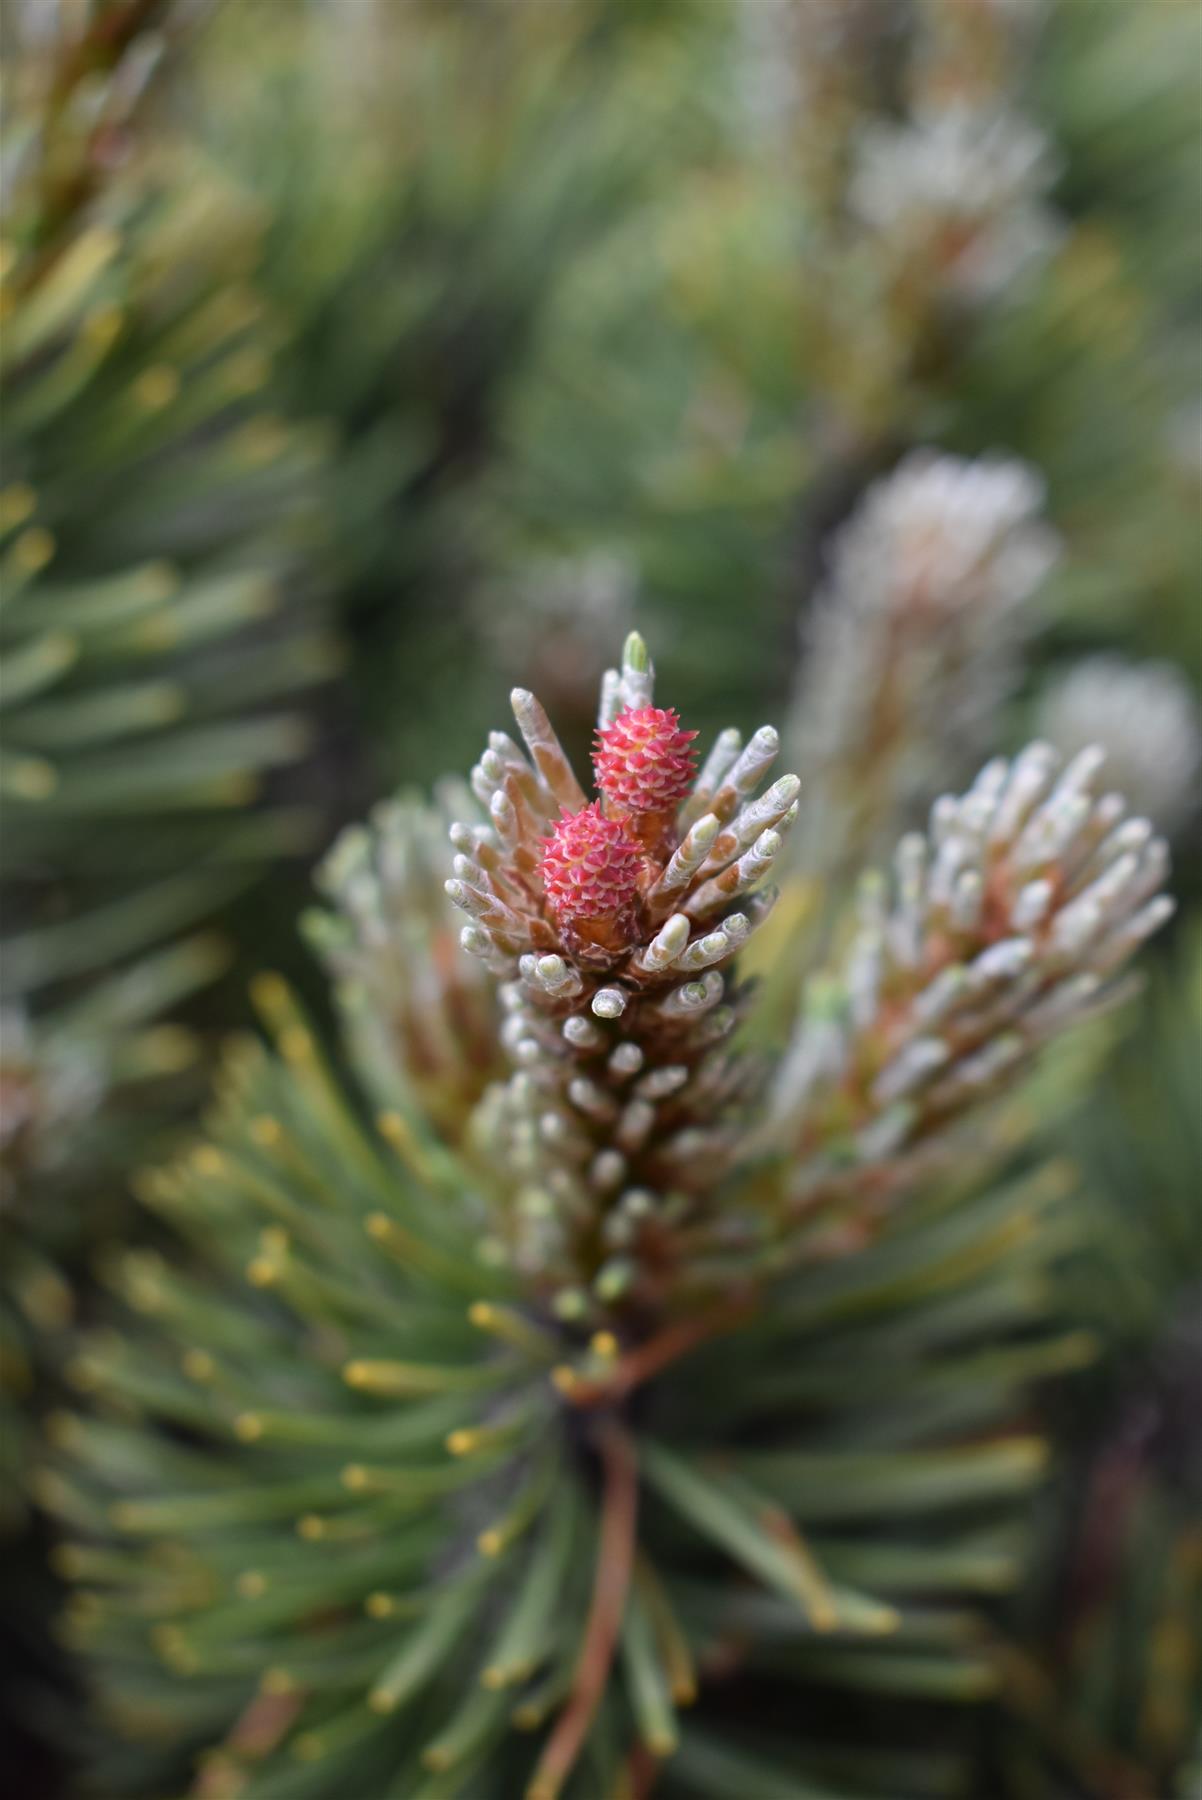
[{"left": 526, "top": 1420, "right": 639, "bottom": 1800}]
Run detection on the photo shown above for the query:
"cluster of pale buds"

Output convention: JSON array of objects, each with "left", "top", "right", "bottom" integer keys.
[
  {"left": 848, "top": 102, "right": 1060, "bottom": 301},
  {"left": 765, "top": 741, "right": 1175, "bottom": 1216},
  {"left": 447, "top": 633, "right": 798, "bottom": 1310},
  {"left": 789, "top": 449, "right": 1059, "bottom": 870}
]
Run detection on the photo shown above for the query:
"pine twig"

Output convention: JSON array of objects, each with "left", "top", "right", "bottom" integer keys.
[{"left": 527, "top": 1419, "right": 640, "bottom": 1800}]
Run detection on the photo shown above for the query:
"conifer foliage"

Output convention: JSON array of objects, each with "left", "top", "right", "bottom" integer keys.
[
  {"left": 0, "top": 0, "right": 335, "bottom": 1199},
  {"left": 46, "top": 636, "right": 1173, "bottom": 1799}
]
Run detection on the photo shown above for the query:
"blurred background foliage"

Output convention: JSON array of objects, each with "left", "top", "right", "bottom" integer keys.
[{"left": 0, "top": 0, "right": 1198, "bottom": 1796}]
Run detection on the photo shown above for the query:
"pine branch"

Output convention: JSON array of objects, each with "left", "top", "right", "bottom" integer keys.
[{"left": 42, "top": 634, "right": 1175, "bottom": 1798}]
